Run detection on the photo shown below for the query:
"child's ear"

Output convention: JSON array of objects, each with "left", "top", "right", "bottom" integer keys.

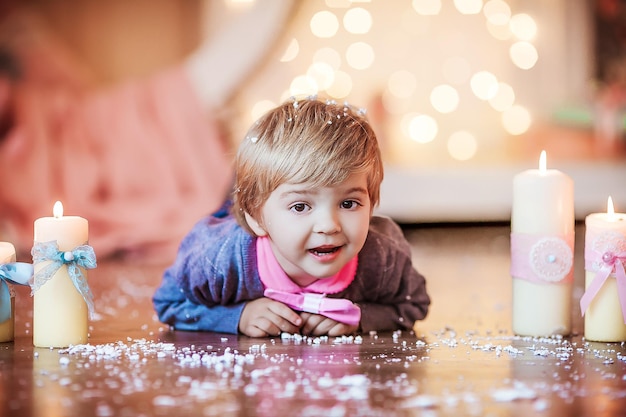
[{"left": 244, "top": 212, "right": 268, "bottom": 237}]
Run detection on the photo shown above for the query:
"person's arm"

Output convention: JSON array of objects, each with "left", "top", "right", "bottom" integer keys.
[
  {"left": 357, "top": 265, "right": 429, "bottom": 333},
  {"left": 152, "top": 215, "right": 263, "bottom": 334},
  {"left": 183, "top": 0, "right": 294, "bottom": 108},
  {"left": 153, "top": 267, "right": 245, "bottom": 334},
  {"left": 351, "top": 217, "right": 430, "bottom": 333}
]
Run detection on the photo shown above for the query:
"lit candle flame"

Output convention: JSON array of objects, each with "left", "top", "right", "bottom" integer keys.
[
  {"left": 539, "top": 150, "right": 547, "bottom": 173},
  {"left": 53, "top": 201, "right": 64, "bottom": 218},
  {"left": 607, "top": 196, "right": 615, "bottom": 221}
]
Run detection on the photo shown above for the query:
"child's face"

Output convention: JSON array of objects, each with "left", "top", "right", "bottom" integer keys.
[{"left": 246, "top": 172, "right": 371, "bottom": 287}]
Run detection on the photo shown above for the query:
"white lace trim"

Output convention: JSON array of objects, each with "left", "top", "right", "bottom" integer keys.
[{"left": 529, "top": 237, "right": 573, "bottom": 283}]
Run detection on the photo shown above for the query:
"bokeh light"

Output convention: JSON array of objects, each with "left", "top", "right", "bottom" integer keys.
[
  {"left": 488, "top": 82, "right": 515, "bottom": 111},
  {"left": 326, "top": 70, "right": 353, "bottom": 98},
  {"left": 447, "top": 131, "right": 478, "bottom": 160},
  {"left": 346, "top": 42, "right": 375, "bottom": 70},
  {"left": 509, "top": 41, "right": 538, "bottom": 70},
  {"left": 248, "top": 1, "right": 541, "bottom": 164},
  {"left": 412, "top": 0, "right": 442, "bottom": 16},
  {"left": 290, "top": 74, "right": 318, "bottom": 97},
  {"left": 430, "top": 84, "right": 460, "bottom": 114},
  {"left": 307, "top": 62, "right": 335, "bottom": 91},
  {"left": 502, "top": 104, "right": 531, "bottom": 135},
  {"left": 310, "top": 11, "right": 339, "bottom": 38},
  {"left": 343, "top": 7, "right": 372, "bottom": 34},
  {"left": 408, "top": 114, "right": 439, "bottom": 143},
  {"left": 483, "top": 0, "right": 511, "bottom": 25},
  {"left": 470, "top": 71, "right": 498, "bottom": 100},
  {"left": 510, "top": 13, "right": 537, "bottom": 40},
  {"left": 486, "top": 19, "right": 512, "bottom": 40},
  {"left": 454, "top": 0, "right": 483, "bottom": 15}
]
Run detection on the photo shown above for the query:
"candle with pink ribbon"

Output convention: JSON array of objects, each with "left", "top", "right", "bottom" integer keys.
[
  {"left": 580, "top": 197, "right": 626, "bottom": 342},
  {"left": 510, "top": 150, "right": 575, "bottom": 337}
]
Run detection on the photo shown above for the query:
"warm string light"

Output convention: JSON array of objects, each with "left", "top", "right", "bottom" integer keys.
[{"left": 253, "top": 0, "right": 538, "bottom": 163}]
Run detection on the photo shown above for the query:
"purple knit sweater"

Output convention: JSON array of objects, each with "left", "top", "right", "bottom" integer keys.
[{"left": 153, "top": 210, "right": 430, "bottom": 334}]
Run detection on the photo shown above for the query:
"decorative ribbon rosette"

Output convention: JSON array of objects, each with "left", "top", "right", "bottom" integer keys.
[
  {"left": 264, "top": 289, "right": 361, "bottom": 326},
  {"left": 580, "top": 230, "right": 626, "bottom": 323},
  {"left": 31, "top": 241, "right": 97, "bottom": 317},
  {"left": 510, "top": 233, "right": 575, "bottom": 284},
  {"left": 0, "top": 262, "right": 33, "bottom": 323}
]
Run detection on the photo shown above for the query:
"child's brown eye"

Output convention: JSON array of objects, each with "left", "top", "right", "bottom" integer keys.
[
  {"left": 341, "top": 200, "right": 358, "bottom": 209},
  {"left": 291, "top": 203, "right": 307, "bottom": 212}
]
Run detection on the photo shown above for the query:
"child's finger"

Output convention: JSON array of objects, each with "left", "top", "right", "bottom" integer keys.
[{"left": 268, "top": 301, "right": 303, "bottom": 327}]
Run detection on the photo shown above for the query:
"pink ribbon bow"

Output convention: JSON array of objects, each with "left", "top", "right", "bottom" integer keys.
[
  {"left": 580, "top": 250, "right": 626, "bottom": 323},
  {"left": 264, "top": 288, "right": 361, "bottom": 326}
]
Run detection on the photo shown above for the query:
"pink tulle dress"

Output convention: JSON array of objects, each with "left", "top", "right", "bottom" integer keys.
[{"left": 0, "top": 65, "right": 232, "bottom": 263}]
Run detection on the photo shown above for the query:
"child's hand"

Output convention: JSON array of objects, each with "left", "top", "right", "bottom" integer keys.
[
  {"left": 239, "top": 297, "right": 303, "bottom": 337},
  {"left": 299, "top": 312, "right": 358, "bottom": 336}
]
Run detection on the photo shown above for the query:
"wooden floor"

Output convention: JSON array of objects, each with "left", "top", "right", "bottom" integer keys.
[{"left": 2, "top": 224, "right": 626, "bottom": 417}]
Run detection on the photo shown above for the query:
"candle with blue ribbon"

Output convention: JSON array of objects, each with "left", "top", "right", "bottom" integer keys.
[
  {"left": 31, "top": 241, "right": 96, "bottom": 314},
  {"left": 0, "top": 242, "right": 33, "bottom": 342},
  {"left": 32, "top": 201, "right": 95, "bottom": 348}
]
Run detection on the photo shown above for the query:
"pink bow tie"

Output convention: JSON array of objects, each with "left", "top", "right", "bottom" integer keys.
[{"left": 264, "top": 288, "right": 361, "bottom": 326}]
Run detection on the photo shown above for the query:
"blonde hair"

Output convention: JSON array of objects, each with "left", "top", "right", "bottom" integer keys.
[{"left": 233, "top": 97, "right": 384, "bottom": 235}]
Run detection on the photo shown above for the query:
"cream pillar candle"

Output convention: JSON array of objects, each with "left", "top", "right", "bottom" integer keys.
[
  {"left": 510, "top": 151, "right": 575, "bottom": 337},
  {"left": 33, "top": 201, "right": 89, "bottom": 348},
  {"left": 580, "top": 197, "right": 626, "bottom": 342},
  {"left": 0, "top": 242, "right": 16, "bottom": 343}
]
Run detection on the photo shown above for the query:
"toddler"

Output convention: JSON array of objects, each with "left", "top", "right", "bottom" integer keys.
[{"left": 153, "top": 97, "right": 430, "bottom": 337}]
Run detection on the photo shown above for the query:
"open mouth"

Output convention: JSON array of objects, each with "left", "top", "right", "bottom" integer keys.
[{"left": 309, "top": 246, "right": 341, "bottom": 256}]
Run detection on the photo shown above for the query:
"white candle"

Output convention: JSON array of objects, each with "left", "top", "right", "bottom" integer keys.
[
  {"left": 581, "top": 197, "right": 626, "bottom": 342},
  {"left": 0, "top": 242, "right": 16, "bottom": 343},
  {"left": 33, "top": 201, "right": 89, "bottom": 348},
  {"left": 510, "top": 151, "right": 575, "bottom": 337}
]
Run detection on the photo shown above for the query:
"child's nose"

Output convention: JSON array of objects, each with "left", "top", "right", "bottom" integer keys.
[{"left": 313, "top": 210, "right": 341, "bottom": 234}]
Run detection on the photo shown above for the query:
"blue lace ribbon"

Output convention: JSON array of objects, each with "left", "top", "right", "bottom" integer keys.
[
  {"left": 31, "top": 241, "right": 97, "bottom": 317},
  {"left": 0, "top": 262, "right": 33, "bottom": 323}
]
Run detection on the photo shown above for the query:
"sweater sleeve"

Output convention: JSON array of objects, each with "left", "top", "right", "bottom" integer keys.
[
  {"left": 152, "top": 267, "right": 245, "bottom": 333},
  {"left": 347, "top": 216, "right": 430, "bottom": 333},
  {"left": 152, "top": 214, "right": 264, "bottom": 333}
]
